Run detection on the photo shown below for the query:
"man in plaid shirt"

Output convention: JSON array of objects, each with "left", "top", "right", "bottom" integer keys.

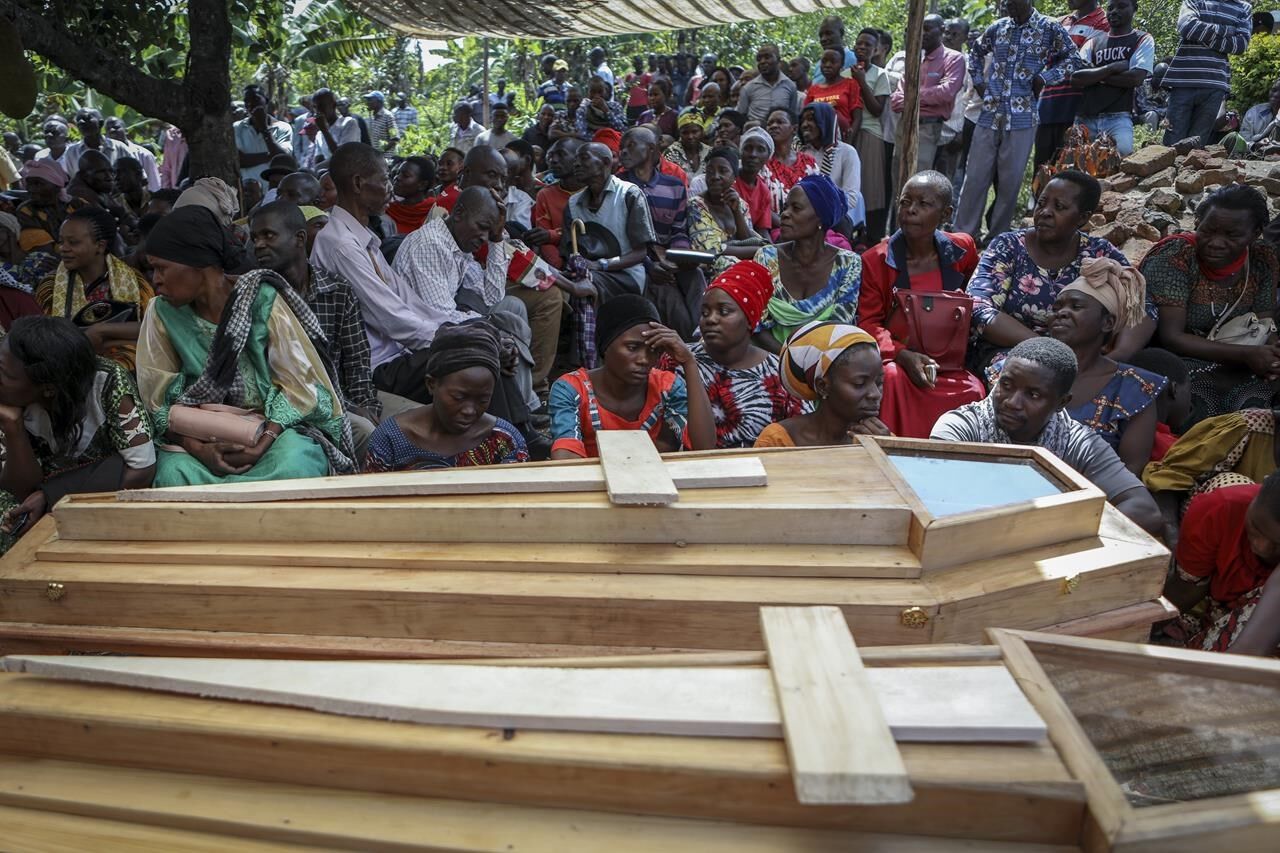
[{"left": 250, "top": 200, "right": 383, "bottom": 460}]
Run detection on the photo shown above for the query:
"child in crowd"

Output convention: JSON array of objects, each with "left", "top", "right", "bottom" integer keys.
[{"left": 803, "top": 49, "right": 863, "bottom": 138}]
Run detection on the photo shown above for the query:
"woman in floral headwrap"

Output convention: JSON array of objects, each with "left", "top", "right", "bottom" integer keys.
[
  {"left": 754, "top": 174, "right": 861, "bottom": 353},
  {"left": 659, "top": 261, "right": 807, "bottom": 448},
  {"left": 754, "top": 319, "right": 887, "bottom": 447}
]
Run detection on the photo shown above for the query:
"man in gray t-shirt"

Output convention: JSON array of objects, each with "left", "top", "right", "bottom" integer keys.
[{"left": 930, "top": 338, "right": 1162, "bottom": 535}]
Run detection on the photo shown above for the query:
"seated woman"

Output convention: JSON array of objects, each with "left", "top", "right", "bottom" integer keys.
[
  {"left": 859, "top": 171, "right": 985, "bottom": 438},
  {"left": 754, "top": 174, "right": 861, "bottom": 354},
  {"left": 639, "top": 78, "right": 678, "bottom": 140},
  {"left": 36, "top": 207, "right": 153, "bottom": 372},
  {"left": 1048, "top": 257, "right": 1166, "bottom": 474},
  {"left": 687, "top": 147, "right": 762, "bottom": 278},
  {"left": 1141, "top": 184, "right": 1280, "bottom": 428},
  {"left": 754, "top": 320, "right": 888, "bottom": 447},
  {"left": 550, "top": 294, "right": 715, "bottom": 459},
  {"left": 660, "top": 261, "right": 807, "bottom": 448},
  {"left": 1162, "top": 471, "right": 1280, "bottom": 653},
  {"left": 664, "top": 111, "right": 711, "bottom": 178},
  {"left": 365, "top": 323, "right": 528, "bottom": 470},
  {"left": 967, "top": 170, "right": 1152, "bottom": 377},
  {"left": 931, "top": 337, "right": 1163, "bottom": 535},
  {"left": 386, "top": 156, "right": 437, "bottom": 235},
  {"left": 1142, "top": 408, "right": 1278, "bottom": 550},
  {"left": 0, "top": 316, "right": 155, "bottom": 554},
  {"left": 137, "top": 206, "right": 356, "bottom": 487},
  {"left": 763, "top": 107, "right": 816, "bottom": 202},
  {"left": 798, "top": 102, "right": 863, "bottom": 230}
]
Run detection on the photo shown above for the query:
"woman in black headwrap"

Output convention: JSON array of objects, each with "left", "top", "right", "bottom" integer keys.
[
  {"left": 137, "top": 205, "right": 355, "bottom": 486},
  {"left": 548, "top": 294, "right": 715, "bottom": 459},
  {"left": 364, "top": 322, "right": 529, "bottom": 470}
]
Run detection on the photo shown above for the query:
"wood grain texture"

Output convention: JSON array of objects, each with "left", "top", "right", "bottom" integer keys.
[
  {"left": 762, "top": 606, "right": 914, "bottom": 805},
  {"left": 596, "top": 430, "right": 680, "bottom": 505},
  {"left": 116, "top": 455, "right": 765, "bottom": 504},
  {"left": 0, "top": 672, "right": 1084, "bottom": 841},
  {"left": 0, "top": 656, "right": 1044, "bottom": 743},
  {"left": 0, "top": 758, "right": 1085, "bottom": 853}
]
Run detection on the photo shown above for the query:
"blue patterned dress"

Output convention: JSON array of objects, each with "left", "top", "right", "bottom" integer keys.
[{"left": 1067, "top": 364, "right": 1167, "bottom": 450}]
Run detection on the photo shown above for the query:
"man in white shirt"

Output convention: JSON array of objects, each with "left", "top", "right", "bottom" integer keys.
[
  {"left": 233, "top": 84, "right": 294, "bottom": 188},
  {"left": 63, "top": 109, "right": 127, "bottom": 182},
  {"left": 450, "top": 102, "right": 485, "bottom": 154},
  {"left": 475, "top": 104, "right": 517, "bottom": 150},
  {"left": 303, "top": 89, "right": 360, "bottom": 169},
  {"left": 312, "top": 143, "right": 537, "bottom": 438},
  {"left": 589, "top": 46, "right": 615, "bottom": 92},
  {"left": 103, "top": 117, "right": 162, "bottom": 191},
  {"left": 362, "top": 90, "right": 398, "bottom": 152}
]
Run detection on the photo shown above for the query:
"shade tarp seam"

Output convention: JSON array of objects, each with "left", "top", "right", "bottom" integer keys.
[{"left": 346, "top": 0, "right": 868, "bottom": 39}]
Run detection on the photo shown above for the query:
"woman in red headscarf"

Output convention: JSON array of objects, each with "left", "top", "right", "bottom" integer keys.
[
  {"left": 859, "top": 171, "right": 985, "bottom": 438},
  {"left": 660, "top": 260, "right": 808, "bottom": 447}
]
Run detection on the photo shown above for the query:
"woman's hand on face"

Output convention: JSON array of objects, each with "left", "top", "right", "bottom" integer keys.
[
  {"left": 894, "top": 350, "right": 937, "bottom": 389},
  {"left": 722, "top": 186, "right": 742, "bottom": 209},
  {"left": 642, "top": 323, "right": 693, "bottom": 365},
  {"left": 849, "top": 416, "right": 891, "bottom": 436}
]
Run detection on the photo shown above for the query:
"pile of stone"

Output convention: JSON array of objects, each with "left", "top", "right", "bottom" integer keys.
[{"left": 1079, "top": 144, "right": 1279, "bottom": 264}]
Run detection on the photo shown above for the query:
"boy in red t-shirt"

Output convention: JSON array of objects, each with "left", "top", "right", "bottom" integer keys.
[{"left": 803, "top": 49, "right": 863, "bottom": 138}]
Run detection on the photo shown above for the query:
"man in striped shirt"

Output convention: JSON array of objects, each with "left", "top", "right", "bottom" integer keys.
[{"left": 1163, "top": 0, "right": 1252, "bottom": 147}]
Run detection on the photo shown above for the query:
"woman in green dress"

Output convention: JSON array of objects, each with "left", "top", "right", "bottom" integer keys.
[
  {"left": 0, "top": 315, "right": 155, "bottom": 553},
  {"left": 137, "top": 206, "right": 354, "bottom": 487}
]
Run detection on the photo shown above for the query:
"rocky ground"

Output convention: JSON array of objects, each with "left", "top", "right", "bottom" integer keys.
[{"left": 1036, "top": 144, "right": 1280, "bottom": 263}]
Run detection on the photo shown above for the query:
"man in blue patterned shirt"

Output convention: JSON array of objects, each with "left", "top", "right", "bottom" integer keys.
[{"left": 954, "top": 0, "right": 1076, "bottom": 243}]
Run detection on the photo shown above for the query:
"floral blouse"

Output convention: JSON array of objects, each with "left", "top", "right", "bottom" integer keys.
[
  {"left": 967, "top": 229, "right": 1151, "bottom": 335},
  {"left": 687, "top": 194, "right": 753, "bottom": 277}
]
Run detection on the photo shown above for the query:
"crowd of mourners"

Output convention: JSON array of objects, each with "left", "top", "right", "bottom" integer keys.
[{"left": 1, "top": 0, "right": 1279, "bottom": 655}]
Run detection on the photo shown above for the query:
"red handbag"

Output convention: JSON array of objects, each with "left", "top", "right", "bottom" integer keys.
[{"left": 895, "top": 290, "right": 971, "bottom": 372}]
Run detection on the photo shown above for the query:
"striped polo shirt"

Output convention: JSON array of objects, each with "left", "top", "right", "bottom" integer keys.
[{"left": 1164, "top": 0, "right": 1252, "bottom": 93}]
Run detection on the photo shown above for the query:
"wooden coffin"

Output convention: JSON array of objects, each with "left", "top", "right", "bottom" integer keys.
[
  {"left": 0, "top": 437, "right": 1172, "bottom": 658},
  {"left": 0, "top": 619, "right": 1273, "bottom": 851}
]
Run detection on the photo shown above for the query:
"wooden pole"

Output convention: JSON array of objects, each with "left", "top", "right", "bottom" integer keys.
[
  {"left": 482, "top": 37, "right": 491, "bottom": 129},
  {"left": 897, "top": 0, "right": 928, "bottom": 192}
]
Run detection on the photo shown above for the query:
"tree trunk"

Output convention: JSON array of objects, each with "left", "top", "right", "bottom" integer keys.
[
  {"left": 5, "top": 0, "right": 237, "bottom": 189},
  {"left": 184, "top": 109, "right": 239, "bottom": 195}
]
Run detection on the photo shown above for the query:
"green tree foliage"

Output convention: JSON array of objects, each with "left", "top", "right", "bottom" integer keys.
[{"left": 1230, "top": 34, "right": 1280, "bottom": 110}]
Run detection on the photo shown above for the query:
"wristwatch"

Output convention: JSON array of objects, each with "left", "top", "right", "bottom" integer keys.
[{"left": 600, "top": 257, "right": 611, "bottom": 271}]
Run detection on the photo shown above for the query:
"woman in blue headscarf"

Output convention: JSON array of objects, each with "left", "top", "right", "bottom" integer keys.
[
  {"left": 799, "top": 101, "right": 865, "bottom": 230},
  {"left": 752, "top": 173, "right": 863, "bottom": 354}
]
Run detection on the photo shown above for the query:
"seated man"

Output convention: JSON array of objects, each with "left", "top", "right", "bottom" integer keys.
[
  {"left": 250, "top": 200, "right": 382, "bottom": 461},
  {"left": 565, "top": 141, "right": 657, "bottom": 303},
  {"left": 931, "top": 337, "right": 1163, "bottom": 535},
  {"left": 616, "top": 125, "right": 703, "bottom": 339},
  {"left": 1162, "top": 471, "right": 1280, "bottom": 654},
  {"left": 393, "top": 184, "right": 539, "bottom": 424},
  {"left": 311, "top": 143, "right": 539, "bottom": 449}
]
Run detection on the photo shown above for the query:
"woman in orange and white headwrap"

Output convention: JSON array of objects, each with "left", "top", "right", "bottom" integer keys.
[{"left": 753, "top": 319, "right": 887, "bottom": 447}]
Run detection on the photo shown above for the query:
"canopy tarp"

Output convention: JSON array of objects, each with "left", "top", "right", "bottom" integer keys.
[{"left": 345, "top": 0, "right": 867, "bottom": 39}]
